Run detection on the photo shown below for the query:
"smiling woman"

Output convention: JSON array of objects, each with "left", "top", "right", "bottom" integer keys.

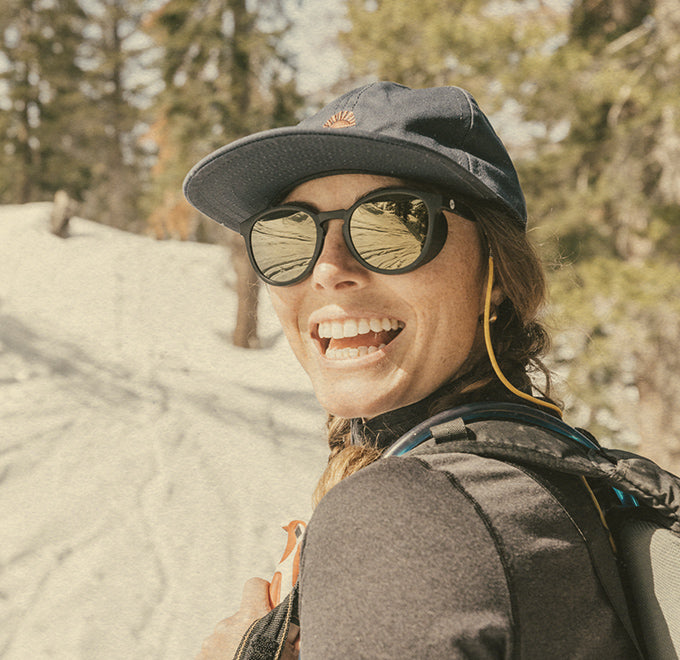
[
  {"left": 266, "top": 173, "right": 489, "bottom": 422},
  {"left": 184, "top": 83, "right": 643, "bottom": 659}
]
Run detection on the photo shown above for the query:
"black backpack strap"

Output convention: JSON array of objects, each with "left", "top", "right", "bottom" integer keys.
[
  {"left": 513, "top": 460, "right": 643, "bottom": 656},
  {"left": 389, "top": 402, "right": 680, "bottom": 527},
  {"left": 597, "top": 449, "right": 680, "bottom": 532},
  {"left": 232, "top": 581, "right": 299, "bottom": 660},
  {"left": 386, "top": 403, "right": 649, "bottom": 657}
]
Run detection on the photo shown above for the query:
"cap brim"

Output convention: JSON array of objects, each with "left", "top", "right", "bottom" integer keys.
[{"left": 183, "top": 127, "right": 501, "bottom": 232}]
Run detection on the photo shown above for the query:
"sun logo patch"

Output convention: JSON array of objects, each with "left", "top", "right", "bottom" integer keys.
[{"left": 323, "top": 110, "right": 357, "bottom": 129}]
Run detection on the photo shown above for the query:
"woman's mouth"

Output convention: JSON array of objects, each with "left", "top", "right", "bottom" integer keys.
[{"left": 315, "top": 317, "right": 405, "bottom": 360}]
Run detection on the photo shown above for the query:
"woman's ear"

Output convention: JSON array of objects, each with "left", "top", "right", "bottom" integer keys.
[
  {"left": 489, "top": 285, "right": 505, "bottom": 323},
  {"left": 478, "top": 257, "right": 505, "bottom": 317},
  {"left": 490, "top": 283, "right": 505, "bottom": 307},
  {"left": 479, "top": 284, "right": 505, "bottom": 322}
]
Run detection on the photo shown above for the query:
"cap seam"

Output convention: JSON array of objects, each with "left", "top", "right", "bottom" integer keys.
[
  {"left": 460, "top": 89, "right": 476, "bottom": 173},
  {"left": 346, "top": 83, "right": 375, "bottom": 113}
]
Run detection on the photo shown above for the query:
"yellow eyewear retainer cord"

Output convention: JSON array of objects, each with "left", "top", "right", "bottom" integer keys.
[
  {"left": 483, "top": 255, "right": 563, "bottom": 419},
  {"left": 482, "top": 260, "right": 617, "bottom": 547}
]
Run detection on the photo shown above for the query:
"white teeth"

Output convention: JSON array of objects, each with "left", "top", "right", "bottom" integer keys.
[
  {"left": 331, "top": 321, "right": 344, "bottom": 339},
  {"left": 344, "top": 319, "right": 358, "bottom": 337},
  {"left": 318, "top": 317, "right": 403, "bottom": 339},
  {"left": 325, "top": 343, "right": 390, "bottom": 360}
]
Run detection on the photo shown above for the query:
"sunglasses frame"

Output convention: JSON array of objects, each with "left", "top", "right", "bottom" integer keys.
[{"left": 239, "top": 186, "right": 474, "bottom": 286}]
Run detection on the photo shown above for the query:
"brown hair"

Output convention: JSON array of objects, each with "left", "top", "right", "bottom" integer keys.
[{"left": 312, "top": 200, "right": 556, "bottom": 507}]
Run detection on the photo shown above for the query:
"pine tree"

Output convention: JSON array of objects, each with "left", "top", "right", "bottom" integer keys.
[
  {"left": 0, "top": 0, "right": 156, "bottom": 231},
  {"left": 526, "top": 0, "right": 680, "bottom": 469},
  {"left": 76, "top": 0, "right": 153, "bottom": 230},
  {"left": 0, "top": 0, "right": 89, "bottom": 202},
  {"left": 339, "top": 0, "right": 566, "bottom": 114},
  {"left": 145, "top": 0, "right": 301, "bottom": 347}
]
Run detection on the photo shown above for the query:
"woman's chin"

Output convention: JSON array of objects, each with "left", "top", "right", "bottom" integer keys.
[
  {"left": 324, "top": 402, "right": 390, "bottom": 420},
  {"left": 316, "top": 382, "right": 409, "bottom": 420}
]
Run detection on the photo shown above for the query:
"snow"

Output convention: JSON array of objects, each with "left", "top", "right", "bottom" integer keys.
[{"left": 0, "top": 203, "right": 328, "bottom": 659}]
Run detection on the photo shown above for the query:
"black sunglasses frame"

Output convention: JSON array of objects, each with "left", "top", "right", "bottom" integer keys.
[{"left": 239, "top": 187, "right": 475, "bottom": 286}]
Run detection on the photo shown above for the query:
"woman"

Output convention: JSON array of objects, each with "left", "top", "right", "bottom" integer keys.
[{"left": 185, "top": 82, "right": 640, "bottom": 658}]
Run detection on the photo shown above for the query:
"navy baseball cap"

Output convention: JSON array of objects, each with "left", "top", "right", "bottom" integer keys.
[{"left": 183, "top": 82, "right": 527, "bottom": 231}]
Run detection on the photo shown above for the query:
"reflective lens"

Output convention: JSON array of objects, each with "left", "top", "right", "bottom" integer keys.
[
  {"left": 244, "top": 188, "right": 454, "bottom": 286},
  {"left": 250, "top": 210, "right": 318, "bottom": 283},
  {"left": 349, "top": 195, "right": 429, "bottom": 270}
]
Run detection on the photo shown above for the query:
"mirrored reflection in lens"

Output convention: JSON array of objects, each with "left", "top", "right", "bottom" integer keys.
[
  {"left": 250, "top": 211, "right": 318, "bottom": 282},
  {"left": 350, "top": 196, "right": 428, "bottom": 270}
]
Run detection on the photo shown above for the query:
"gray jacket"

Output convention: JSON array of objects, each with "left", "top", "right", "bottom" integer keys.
[{"left": 236, "top": 416, "right": 646, "bottom": 659}]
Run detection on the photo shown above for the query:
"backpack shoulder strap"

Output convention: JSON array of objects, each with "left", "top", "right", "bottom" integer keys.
[
  {"left": 386, "top": 402, "right": 680, "bottom": 659},
  {"left": 232, "top": 582, "right": 299, "bottom": 660},
  {"left": 386, "top": 401, "right": 680, "bottom": 530}
]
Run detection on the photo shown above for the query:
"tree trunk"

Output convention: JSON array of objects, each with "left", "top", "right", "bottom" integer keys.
[
  {"left": 228, "top": 234, "right": 260, "bottom": 348},
  {"left": 50, "top": 190, "right": 77, "bottom": 238},
  {"left": 227, "top": 0, "right": 260, "bottom": 348}
]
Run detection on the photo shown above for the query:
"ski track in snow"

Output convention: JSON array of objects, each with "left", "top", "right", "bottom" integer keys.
[{"left": 0, "top": 203, "right": 327, "bottom": 659}]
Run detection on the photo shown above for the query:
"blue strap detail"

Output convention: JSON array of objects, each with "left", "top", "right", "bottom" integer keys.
[{"left": 383, "top": 402, "right": 638, "bottom": 508}]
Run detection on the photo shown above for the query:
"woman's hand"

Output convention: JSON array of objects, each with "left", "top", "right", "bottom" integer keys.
[{"left": 196, "top": 577, "right": 272, "bottom": 659}]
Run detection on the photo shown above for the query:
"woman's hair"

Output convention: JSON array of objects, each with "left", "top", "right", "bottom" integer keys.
[{"left": 312, "top": 199, "right": 554, "bottom": 507}]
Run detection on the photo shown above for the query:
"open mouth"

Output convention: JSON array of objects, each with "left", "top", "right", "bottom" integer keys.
[{"left": 314, "top": 317, "right": 405, "bottom": 360}]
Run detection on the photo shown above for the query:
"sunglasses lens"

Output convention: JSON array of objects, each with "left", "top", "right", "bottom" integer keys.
[
  {"left": 349, "top": 194, "right": 430, "bottom": 270},
  {"left": 250, "top": 210, "right": 318, "bottom": 283}
]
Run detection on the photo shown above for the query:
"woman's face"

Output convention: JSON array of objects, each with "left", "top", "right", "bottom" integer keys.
[{"left": 267, "top": 174, "right": 489, "bottom": 419}]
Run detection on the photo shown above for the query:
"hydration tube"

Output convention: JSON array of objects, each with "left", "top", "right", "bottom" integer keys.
[{"left": 384, "top": 401, "right": 597, "bottom": 457}]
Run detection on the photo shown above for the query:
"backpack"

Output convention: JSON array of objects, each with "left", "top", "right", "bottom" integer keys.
[{"left": 383, "top": 401, "right": 680, "bottom": 660}]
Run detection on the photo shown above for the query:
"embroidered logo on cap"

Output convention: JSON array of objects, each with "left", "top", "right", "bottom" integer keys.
[{"left": 323, "top": 111, "right": 356, "bottom": 129}]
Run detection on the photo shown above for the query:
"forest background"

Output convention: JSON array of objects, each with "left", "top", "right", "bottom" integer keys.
[{"left": 2, "top": 0, "right": 679, "bottom": 472}]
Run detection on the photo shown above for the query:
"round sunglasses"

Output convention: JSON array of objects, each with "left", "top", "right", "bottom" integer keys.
[{"left": 240, "top": 187, "right": 476, "bottom": 286}]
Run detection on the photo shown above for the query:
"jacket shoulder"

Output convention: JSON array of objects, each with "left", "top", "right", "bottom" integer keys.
[{"left": 301, "top": 453, "right": 638, "bottom": 658}]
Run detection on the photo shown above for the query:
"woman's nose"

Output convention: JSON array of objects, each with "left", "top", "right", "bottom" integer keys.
[{"left": 311, "top": 220, "right": 370, "bottom": 291}]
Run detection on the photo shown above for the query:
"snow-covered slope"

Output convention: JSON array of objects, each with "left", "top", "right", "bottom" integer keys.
[{"left": 0, "top": 203, "right": 327, "bottom": 659}]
